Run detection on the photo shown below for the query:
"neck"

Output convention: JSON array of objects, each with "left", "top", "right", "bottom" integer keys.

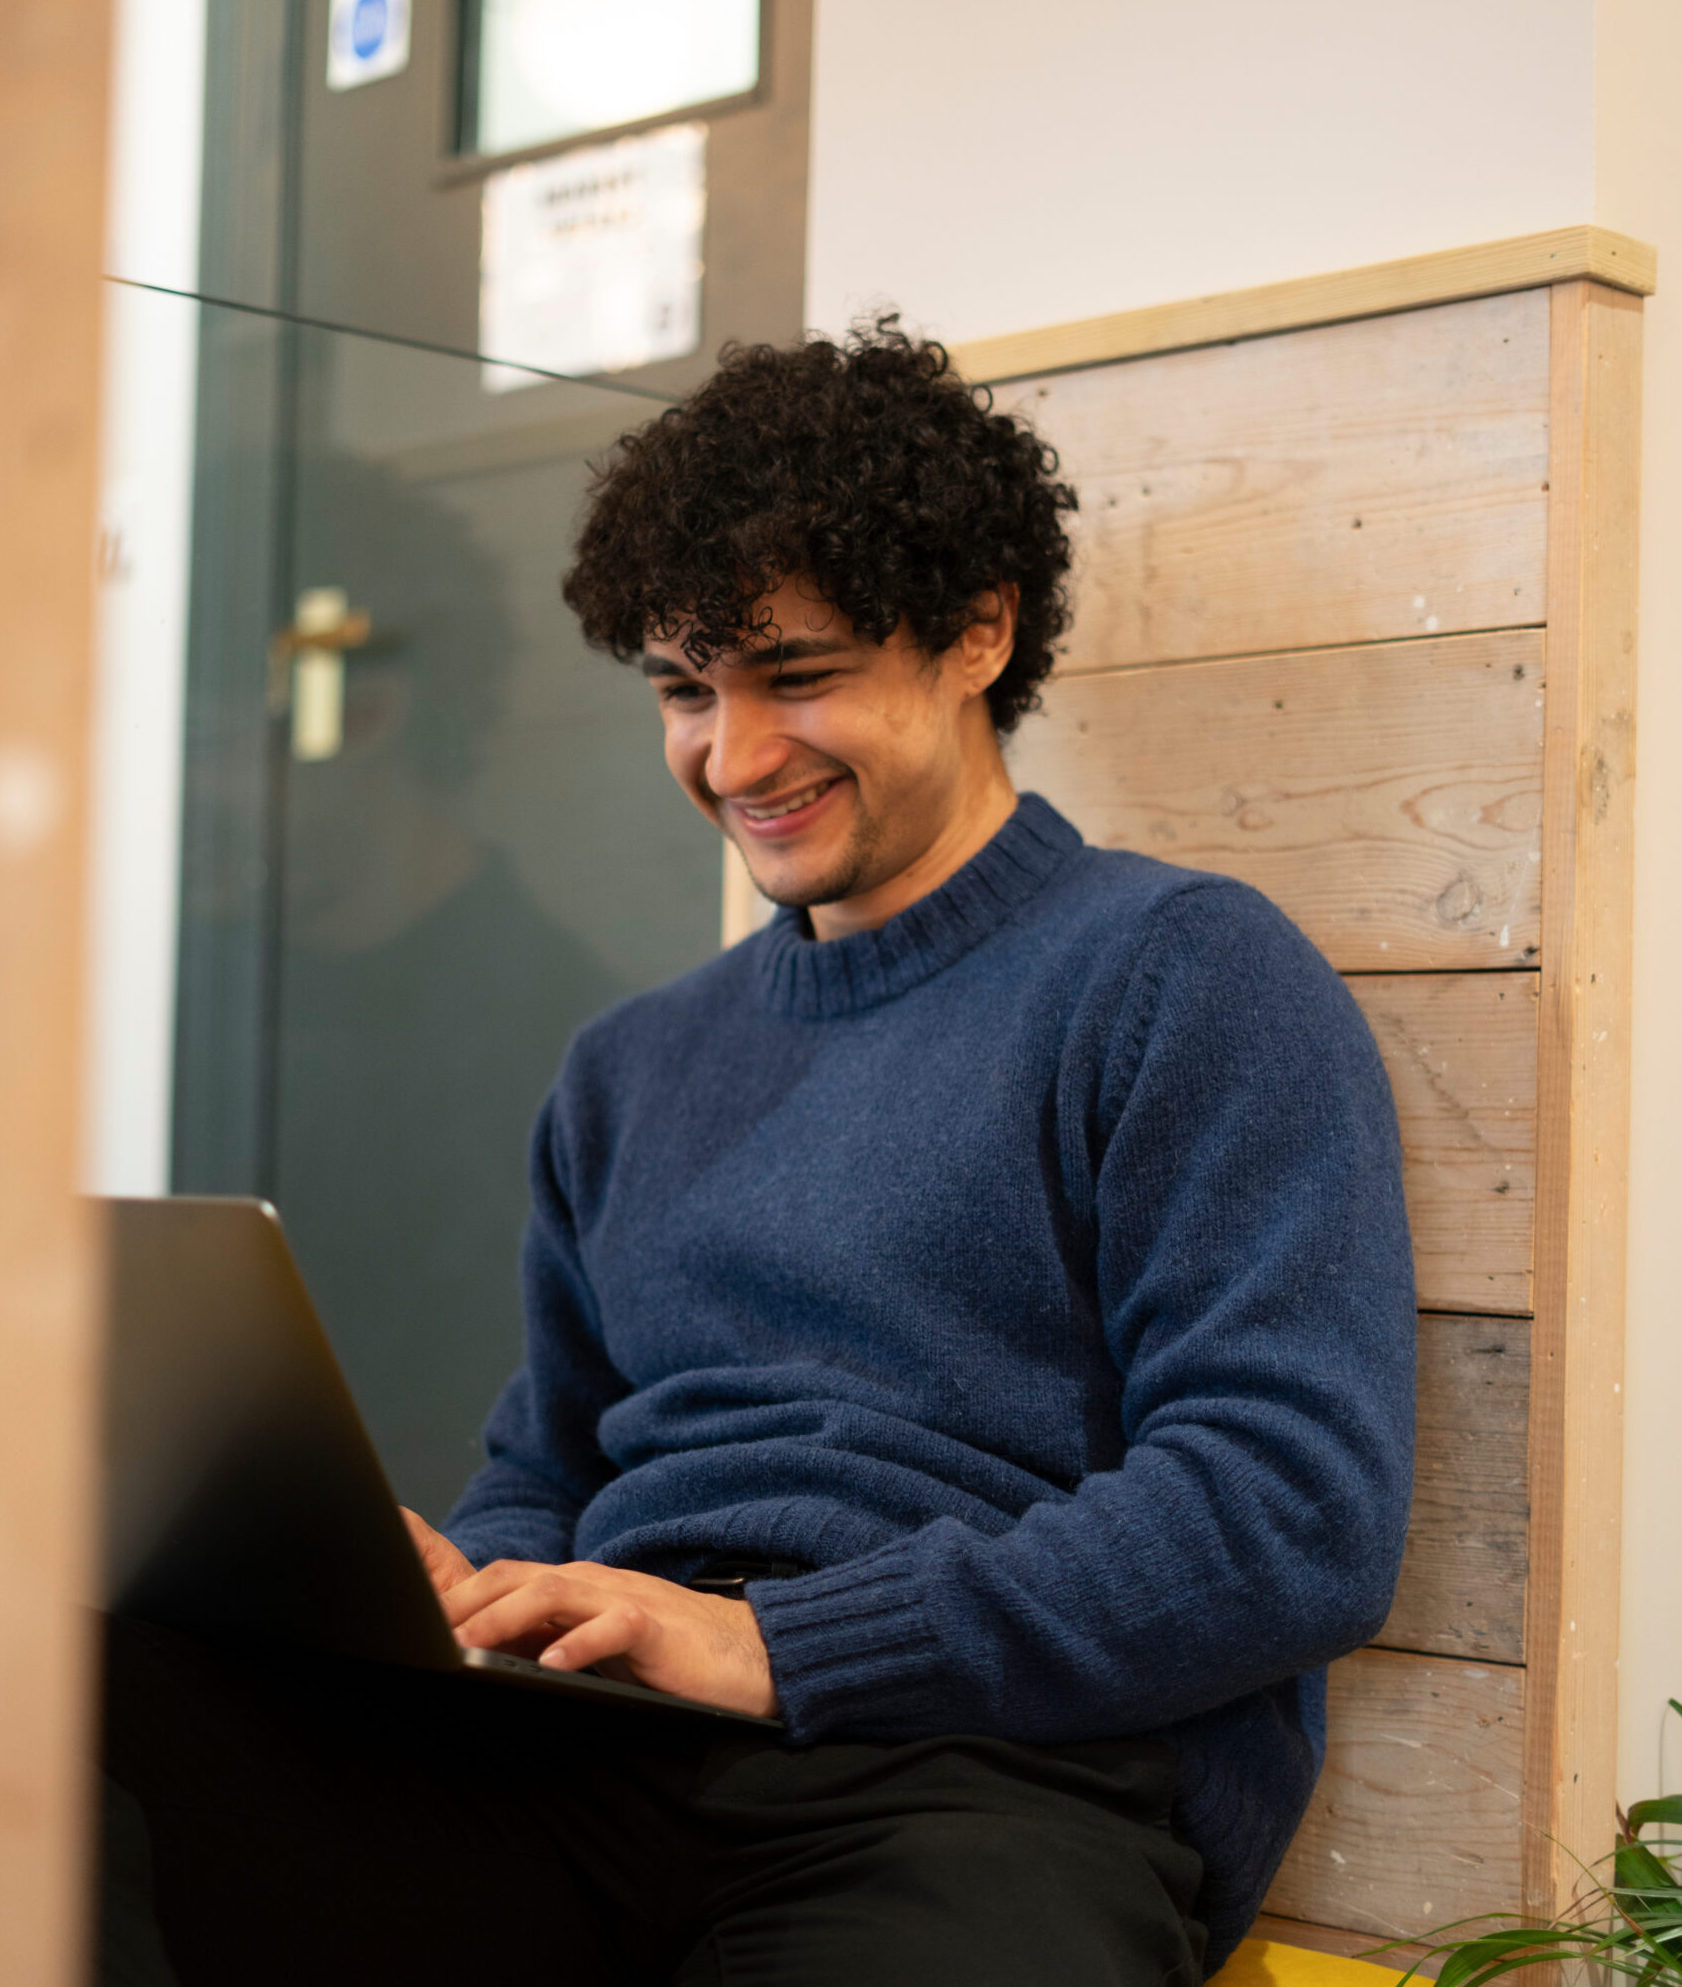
[{"left": 809, "top": 749, "right": 1019, "bottom": 942}]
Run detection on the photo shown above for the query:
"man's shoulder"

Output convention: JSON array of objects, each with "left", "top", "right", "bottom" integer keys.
[
  {"left": 1032, "top": 831, "right": 1310, "bottom": 974},
  {"left": 1019, "top": 830, "right": 1360, "bottom": 1060}
]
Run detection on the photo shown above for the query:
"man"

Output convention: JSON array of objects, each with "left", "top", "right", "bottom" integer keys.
[{"left": 106, "top": 320, "right": 1414, "bottom": 1985}]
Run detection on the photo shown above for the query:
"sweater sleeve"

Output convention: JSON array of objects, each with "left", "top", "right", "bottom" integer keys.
[
  {"left": 749, "top": 881, "right": 1417, "bottom": 1745},
  {"left": 442, "top": 1084, "right": 630, "bottom": 1568}
]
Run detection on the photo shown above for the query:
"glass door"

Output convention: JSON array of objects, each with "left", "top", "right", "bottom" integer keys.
[
  {"left": 162, "top": 0, "right": 803, "bottom": 1521},
  {"left": 175, "top": 296, "right": 722, "bottom": 1520}
]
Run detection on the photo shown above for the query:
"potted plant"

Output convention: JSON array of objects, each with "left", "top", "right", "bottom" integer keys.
[{"left": 1380, "top": 1699, "right": 1681, "bottom": 1987}]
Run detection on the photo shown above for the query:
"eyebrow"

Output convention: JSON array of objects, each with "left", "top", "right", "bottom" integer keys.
[{"left": 639, "top": 636, "right": 850, "bottom": 680}]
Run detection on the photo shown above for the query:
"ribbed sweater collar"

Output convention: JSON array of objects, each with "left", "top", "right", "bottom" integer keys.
[{"left": 754, "top": 792, "right": 1082, "bottom": 1020}]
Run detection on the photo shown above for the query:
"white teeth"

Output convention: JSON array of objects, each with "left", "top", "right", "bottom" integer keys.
[{"left": 741, "top": 780, "right": 831, "bottom": 822}]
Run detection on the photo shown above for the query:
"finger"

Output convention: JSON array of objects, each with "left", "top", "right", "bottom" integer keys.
[
  {"left": 442, "top": 1557, "right": 645, "bottom": 1629},
  {"left": 540, "top": 1601, "right": 654, "bottom": 1674},
  {"left": 400, "top": 1507, "right": 446, "bottom": 1564},
  {"left": 400, "top": 1508, "right": 472, "bottom": 1589},
  {"left": 452, "top": 1570, "right": 614, "bottom": 1650},
  {"left": 439, "top": 1558, "right": 563, "bottom": 1628}
]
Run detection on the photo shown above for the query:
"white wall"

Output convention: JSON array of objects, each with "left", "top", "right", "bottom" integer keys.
[
  {"left": 807, "top": 0, "right": 1676, "bottom": 1806},
  {"left": 807, "top": 0, "right": 1595, "bottom": 344},
  {"left": 86, "top": 0, "right": 207, "bottom": 1193}
]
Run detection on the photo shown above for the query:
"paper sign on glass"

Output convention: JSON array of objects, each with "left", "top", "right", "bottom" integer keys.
[{"left": 480, "top": 124, "right": 706, "bottom": 392}]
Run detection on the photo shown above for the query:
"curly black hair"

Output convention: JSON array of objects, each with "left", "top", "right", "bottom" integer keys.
[{"left": 561, "top": 315, "right": 1078, "bottom": 733}]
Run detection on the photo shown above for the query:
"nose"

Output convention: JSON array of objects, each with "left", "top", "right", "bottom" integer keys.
[{"left": 702, "top": 687, "right": 787, "bottom": 800}]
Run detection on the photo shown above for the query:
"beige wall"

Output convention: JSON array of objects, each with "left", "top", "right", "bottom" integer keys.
[
  {"left": 806, "top": 0, "right": 1596, "bottom": 341},
  {"left": 1594, "top": 0, "right": 1682, "bottom": 1811},
  {"left": 806, "top": 0, "right": 1678, "bottom": 1807}
]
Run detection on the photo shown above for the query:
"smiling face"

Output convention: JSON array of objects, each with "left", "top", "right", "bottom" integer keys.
[{"left": 643, "top": 576, "right": 1021, "bottom": 939}]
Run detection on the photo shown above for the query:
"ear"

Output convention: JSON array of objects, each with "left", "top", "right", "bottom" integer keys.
[{"left": 953, "top": 584, "right": 1019, "bottom": 699}]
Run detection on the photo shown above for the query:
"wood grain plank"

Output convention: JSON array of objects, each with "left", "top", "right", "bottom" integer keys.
[
  {"left": 1351, "top": 976, "right": 1537, "bottom": 1316},
  {"left": 997, "top": 289, "right": 1549, "bottom": 668},
  {"left": 1265, "top": 1650, "right": 1523, "bottom": 1940},
  {"left": 723, "top": 838, "right": 774, "bottom": 946},
  {"left": 0, "top": 2, "right": 109, "bottom": 1980},
  {"left": 951, "top": 227, "right": 1655, "bottom": 384},
  {"left": 1380, "top": 1318, "right": 1530, "bottom": 1663},
  {"left": 1007, "top": 629, "right": 1545, "bottom": 971},
  {"left": 1521, "top": 282, "right": 1643, "bottom": 1919}
]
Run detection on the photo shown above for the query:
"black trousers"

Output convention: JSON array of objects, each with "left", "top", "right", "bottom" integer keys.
[{"left": 101, "top": 1616, "right": 1207, "bottom": 1987}]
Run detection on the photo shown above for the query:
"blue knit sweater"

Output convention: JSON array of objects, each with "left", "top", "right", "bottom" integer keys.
[{"left": 446, "top": 794, "right": 1416, "bottom": 1968}]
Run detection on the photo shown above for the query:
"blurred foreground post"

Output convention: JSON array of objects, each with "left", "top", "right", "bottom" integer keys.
[{"left": 0, "top": 2, "right": 112, "bottom": 1980}]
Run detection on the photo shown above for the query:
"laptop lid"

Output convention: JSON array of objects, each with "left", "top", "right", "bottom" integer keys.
[
  {"left": 102, "top": 1194, "right": 464, "bottom": 1671},
  {"left": 100, "top": 1195, "right": 783, "bottom": 1732}
]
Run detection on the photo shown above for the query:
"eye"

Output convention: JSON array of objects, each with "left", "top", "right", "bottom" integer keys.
[
  {"left": 657, "top": 679, "right": 711, "bottom": 705},
  {"left": 772, "top": 670, "right": 837, "bottom": 695}
]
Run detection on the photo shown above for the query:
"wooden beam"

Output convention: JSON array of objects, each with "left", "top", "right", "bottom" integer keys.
[
  {"left": 1521, "top": 282, "right": 1644, "bottom": 1920},
  {"left": 722, "top": 839, "right": 772, "bottom": 947},
  {"left": 0, "top": 2, "right": 111, "bottom": 1981},
  {"left": 950, "top": 227, "right": 1656, "bottom": 384}
]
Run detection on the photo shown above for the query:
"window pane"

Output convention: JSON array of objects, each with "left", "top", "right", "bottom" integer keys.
[{"left": 470, "top": 0, "right": 760, "bottom": 157}]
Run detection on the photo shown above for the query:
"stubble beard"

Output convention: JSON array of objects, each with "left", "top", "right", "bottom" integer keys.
[{"left": 736, "top": 800, "right": 887, "bottom": 910}]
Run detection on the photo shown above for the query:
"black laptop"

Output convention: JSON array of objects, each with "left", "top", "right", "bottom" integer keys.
[{"left": 100, "top": 1195, "right": 778, "bottom": 1730}]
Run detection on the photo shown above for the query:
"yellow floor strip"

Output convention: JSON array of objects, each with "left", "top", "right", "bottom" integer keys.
[{"left": 1211, "top": 1940, "right": 1408, "bottom": 1987}]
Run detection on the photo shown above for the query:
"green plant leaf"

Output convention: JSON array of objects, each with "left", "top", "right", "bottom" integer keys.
[
  {"left": 1616, "top": 1842, "right": 1679, "bottom": 1891},
  {"left": 1629, "top": 1798, "right": 1682, "bottom": 1838},
  {"left": 1392, "top": 1733, "right": 1682, "bottom": 1987},
  {"left": 1362, "top": 1918, "right": 1529, "bottom": 1959},
  {"left": 1427, "top": 1928, "right": 1602, "bottom": 1987}
]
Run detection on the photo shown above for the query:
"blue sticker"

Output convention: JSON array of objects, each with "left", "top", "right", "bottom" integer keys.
[{"left": 351, "top": 0, "right": 387, "bottom": 59}]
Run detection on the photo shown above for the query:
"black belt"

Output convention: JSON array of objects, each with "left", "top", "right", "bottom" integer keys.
[{"left": 686, "top": 1555, "right": 810, "bottom": 1599}]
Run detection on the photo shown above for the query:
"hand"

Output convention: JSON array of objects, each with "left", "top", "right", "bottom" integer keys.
[
  {"left": 441, "top": 1558, "right": 779, "bottom": 1720},
  {"left": 400, "top": 1506, "right": 476, "bottom": 1598}
]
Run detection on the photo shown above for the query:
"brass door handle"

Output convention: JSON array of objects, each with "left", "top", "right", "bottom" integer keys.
[
  {"left": 268, "top": 587, "right": 372, "bottom": 760},
  {"left": 268, "top": 608, "right": 372, "bottom": 660}
]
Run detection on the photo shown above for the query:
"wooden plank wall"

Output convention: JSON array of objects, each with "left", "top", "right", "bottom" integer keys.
[{"left": 998, "top": 279, "right": 1640, "bottom": 1946}]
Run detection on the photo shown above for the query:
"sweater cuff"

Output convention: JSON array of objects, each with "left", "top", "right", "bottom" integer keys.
[{"left": 747, "top": 1545, "right": 954, "bottom": 1744}]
